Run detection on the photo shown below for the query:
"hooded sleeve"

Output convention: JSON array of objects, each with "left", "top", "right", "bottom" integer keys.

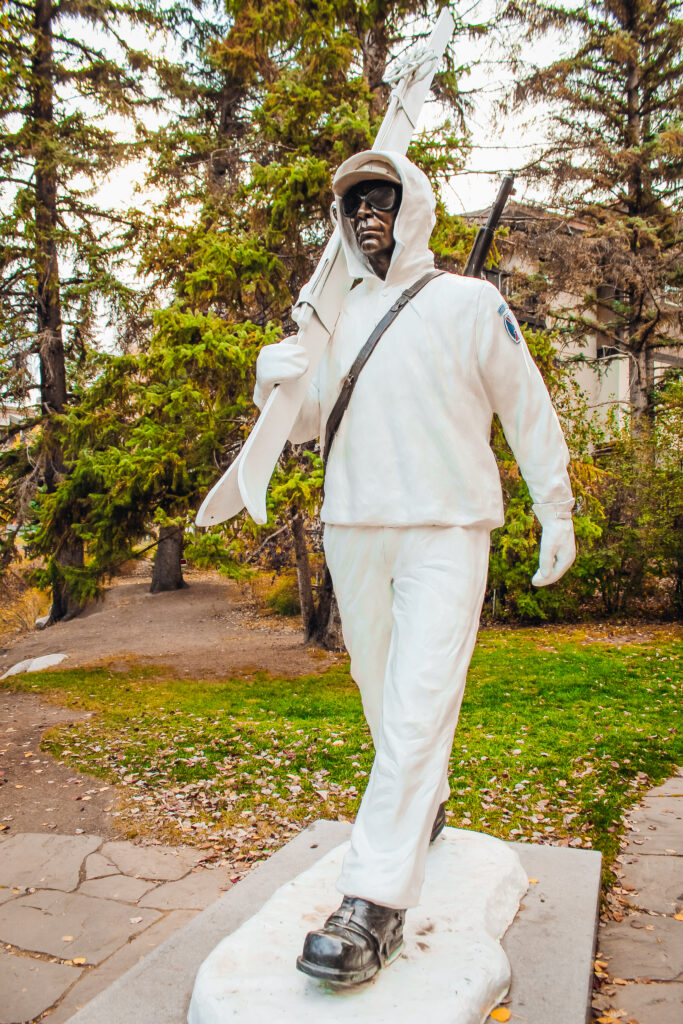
[{"left": 475, "top": 281, "right": 574, "bottom": 514}]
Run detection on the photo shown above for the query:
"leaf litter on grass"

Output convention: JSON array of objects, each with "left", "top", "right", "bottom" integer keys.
[{"left": 3, "top": 630, "right": 681, "bottom": 885}]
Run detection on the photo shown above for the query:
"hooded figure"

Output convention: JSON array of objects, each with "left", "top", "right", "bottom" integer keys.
[{"left": 254, "top": 150, "right": 575, "bottom": 985}]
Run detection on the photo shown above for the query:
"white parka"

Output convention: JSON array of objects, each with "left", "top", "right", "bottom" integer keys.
[{"left": 289, "top": 152, "right": 573, "bottom": 529}]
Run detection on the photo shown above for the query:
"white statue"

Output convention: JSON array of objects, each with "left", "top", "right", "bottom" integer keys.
[{"left": 253, "top": 149, "right": 576, "bottom": 987}]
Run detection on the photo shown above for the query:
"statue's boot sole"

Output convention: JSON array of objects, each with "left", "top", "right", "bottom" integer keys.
[
  {"left": 430, "top": 801, "right": 447, "bottom": 842},
  {"left": 296, "top": 942, "right": 403, "bottom": 987}
]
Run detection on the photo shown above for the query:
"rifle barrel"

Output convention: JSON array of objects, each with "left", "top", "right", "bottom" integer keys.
[{"left": 463, "top": 173, "right": 515, "bottom": 279}]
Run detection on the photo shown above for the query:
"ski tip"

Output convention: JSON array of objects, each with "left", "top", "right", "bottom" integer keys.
[
  {"left": 244, "top": 499, "right": 268, "bottom": 526},
  {"left": 195, "top": 505, "right": 217, "bottom": 528},
  {"left": 196, "top": 464, "right": 245, "bottom": 528}
]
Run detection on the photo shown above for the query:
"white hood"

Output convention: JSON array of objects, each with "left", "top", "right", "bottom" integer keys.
[{"left": 333, "top": 150, "right": 436, "bottom": 287}]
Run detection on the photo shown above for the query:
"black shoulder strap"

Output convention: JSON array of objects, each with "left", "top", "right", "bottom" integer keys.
[{"left": 323, "top": 269, "right": 444, "bottom": 465}]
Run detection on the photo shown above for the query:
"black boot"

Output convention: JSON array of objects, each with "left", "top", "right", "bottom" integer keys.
[
  {"left": 296, "top": 896, "right": 405, "bottom": 986},
  {"left": 430, "top": 801, "right": 447, "bottom": 842}
]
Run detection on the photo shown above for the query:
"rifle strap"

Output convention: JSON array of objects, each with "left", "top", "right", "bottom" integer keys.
[{"left": 323, "top": 269, "right": 444, "bottom": 468}]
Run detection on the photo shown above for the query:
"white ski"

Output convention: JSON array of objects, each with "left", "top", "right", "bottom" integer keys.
[{"left": 197, "top": 9, "right": 455, "bottom": 527}]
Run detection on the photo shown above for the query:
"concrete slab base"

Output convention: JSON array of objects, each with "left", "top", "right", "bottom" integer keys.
[
  {"left": 64, "top": 822, "right": 602, "bottom": 1024},
  {"left": 188, "top": 829, "right": 528, "bottom": 1024}
]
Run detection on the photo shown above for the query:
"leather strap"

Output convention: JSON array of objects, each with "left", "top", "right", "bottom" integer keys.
[{"left": 322, "top": 269, "right": 444, "bottom": 467}]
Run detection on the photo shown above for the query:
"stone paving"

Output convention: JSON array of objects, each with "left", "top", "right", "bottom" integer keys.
[
  {"left": 1, "top": 774, "right": 681, "bottom": 1024},
  {"left": 593, "top": 770, "right": 683, "bottom": 1024},
  {"left": 0, "top": 833, "right": 230, "bottom": 1023}
]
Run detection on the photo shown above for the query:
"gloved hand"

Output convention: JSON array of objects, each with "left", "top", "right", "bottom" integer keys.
[
  {"left": 531, "top": 500, "right": 576, "bottom": 587},
  {"left": 253, "top": 337, "right": 309, "bottom": 409}
]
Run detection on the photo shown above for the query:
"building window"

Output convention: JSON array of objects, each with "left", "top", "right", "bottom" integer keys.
[{"left": 482, "top": 267, "right": 511, "bottom": 296}]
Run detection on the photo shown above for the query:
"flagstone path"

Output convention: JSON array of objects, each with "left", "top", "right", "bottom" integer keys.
[
  {"left": 0, "top": 832, "right": 230, "bottom": 1023},
  {"left": 592, "top": 770, "right": 683, "bottom": 1024}
]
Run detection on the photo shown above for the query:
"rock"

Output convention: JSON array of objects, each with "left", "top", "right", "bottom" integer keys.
[
  {"left": 610, "top": 981, "right": 683, "bottom": 1024},
  {"left": 600, "top": 913, "right": 683, "bottom": 980},
  {"left": 139, "top": 867, "right": 229, "bottom": 911},
  {"left": 0, "top": 889, "right": 161, "bottom": 963},
  {"left": 0, "top": 947, "right": 82, "bottom": 1023},
  {"left": 0, "top": 833, "right": 100, "bottom": 892},
  {"left": 101, "top": 840, "right": 204, "bottom": 881},
  {"left": 0, "top": 652, "right": 67, "bottom": 679},
  {"left": 620, "top": 855, "right": 683, "bottom": 915},
  {"left": 79, "top": 875, "right": 155, "bottom": 903}
]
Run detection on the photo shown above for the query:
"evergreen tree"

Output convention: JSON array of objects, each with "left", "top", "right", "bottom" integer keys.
[
  {"left": 0, "top": 0, "right": 161, "bottom": 618},
  {"left": 506, "top": 0, "right": 683, "bottom": 421},
  {"left": 98, "top": 1, "right": 477, "bottom": 623}
]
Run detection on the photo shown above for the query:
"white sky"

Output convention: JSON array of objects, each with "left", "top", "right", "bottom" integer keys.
[{"left": 98, "top": 1, "right": 559, "bottom": 221}]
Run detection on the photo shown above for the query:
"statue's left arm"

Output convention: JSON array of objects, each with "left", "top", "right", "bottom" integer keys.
[{"left": 475, "top": 282, "right": 576, "bottom": 587}]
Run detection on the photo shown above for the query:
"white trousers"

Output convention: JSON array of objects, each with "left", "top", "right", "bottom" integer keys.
[{"left": 323, "top": 524, "right": 490, "bottom": 909}]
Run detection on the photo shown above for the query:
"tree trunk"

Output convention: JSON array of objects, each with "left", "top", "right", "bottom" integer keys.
[
  {"left": 630, "top": 345, "right": 655, "bottom": 426},
  {"left": 150, "top": 525, "right": 187, "bottom": 593},
  {"left": 290, "top": 513, "right": 316, "bottom": 639},
  {"left": 49, "top": 533, "right": 85, "bottom": 622},
  {"left": 361, "top": 22, "right": 390, "bottom": 116},
  {"left": 290, "top": 513, "right": 345, "bottom": 650},
  {"left": 312, "top": 565, "right": 345, "bottom": 651},
  {"left": 32, "top": 0, "right": 85, "bottom": 619}
]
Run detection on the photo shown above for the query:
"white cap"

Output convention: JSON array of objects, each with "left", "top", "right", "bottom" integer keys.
[{"left": 333, "top": 151, "right": 401, "bottom": 196}]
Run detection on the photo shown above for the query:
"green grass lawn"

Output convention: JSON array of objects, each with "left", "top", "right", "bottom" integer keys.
[{"left": 3, "top": 628, "right": 680, "bottom": 877}]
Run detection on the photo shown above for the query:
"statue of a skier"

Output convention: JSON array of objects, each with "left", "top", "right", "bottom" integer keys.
[{"left": 252, "top": 150, "right": 576, "bottom": 987}]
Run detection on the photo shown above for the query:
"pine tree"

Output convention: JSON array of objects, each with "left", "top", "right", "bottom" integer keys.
[
  {"left": 0, "top": 0, "right": 161, "bottom": 618},
  {"left": 113, "top": 1, "right": 477, "bottom": 623},
  {"left": 506, "top": 0, "right": 683, "bottom": 422}
]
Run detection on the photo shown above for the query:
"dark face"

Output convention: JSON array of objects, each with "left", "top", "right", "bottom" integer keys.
[{"left": 342, "top": 180, "right": 401, "bottom": 280}]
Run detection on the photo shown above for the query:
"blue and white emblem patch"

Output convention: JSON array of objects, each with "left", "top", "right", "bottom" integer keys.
[{"left": 497, "top": 302, "right": 522, "bottom": 344}]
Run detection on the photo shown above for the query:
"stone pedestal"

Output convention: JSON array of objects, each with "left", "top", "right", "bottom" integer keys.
[
  {"left": 188, "top": 828, "right": 527, "bottom": 1024},
  {"left": 64, "top": 821, "right": 602, "bottom": 1024}
]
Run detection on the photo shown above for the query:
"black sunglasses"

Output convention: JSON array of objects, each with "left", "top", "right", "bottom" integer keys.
[{"left": 341, "top": 183, "right": 402, "bottom": 218}]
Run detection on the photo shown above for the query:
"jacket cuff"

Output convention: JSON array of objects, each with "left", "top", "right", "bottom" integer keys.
[{"left": 532, "top": 498, "right": 575, "bottom": 526}]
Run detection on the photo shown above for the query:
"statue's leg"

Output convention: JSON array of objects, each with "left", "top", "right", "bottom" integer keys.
[
  {"left": 335, "top": 524, "right": 491, "bottom": 911},
  {"left": 322, "top": 524, "right": 394, "bottom": 744}
]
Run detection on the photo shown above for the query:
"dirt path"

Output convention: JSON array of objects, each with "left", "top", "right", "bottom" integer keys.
[
  {"left": 0, "top": 692, "right": 122, "bottom": 839},
  {"left": 0, "top": 570, "right": 342, "bottom": 842},
  {"left": 0, "top": 570, "right": 340, "bottom": 679}
]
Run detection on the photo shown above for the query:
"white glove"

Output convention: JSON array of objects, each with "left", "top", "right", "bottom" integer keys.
[
  {"left": 253, "top": 337, "right": 309, "bottom": 409},
  {"left": 531, "top": 500, "right": 576, "bottom": 587}
]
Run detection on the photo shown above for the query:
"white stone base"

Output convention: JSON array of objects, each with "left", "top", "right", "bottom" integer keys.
[{"left": 188, "top": 827, "right": 528, "bottom": 1024}]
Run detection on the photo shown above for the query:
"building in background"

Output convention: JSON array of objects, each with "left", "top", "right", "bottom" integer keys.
[{"left": 464, "top": 202, "right": 683, "bottom": 428}]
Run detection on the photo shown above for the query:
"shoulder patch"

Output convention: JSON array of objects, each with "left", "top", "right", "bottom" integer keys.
[{"left": 497, "top": 303, "right": 522, "bottom": 344}]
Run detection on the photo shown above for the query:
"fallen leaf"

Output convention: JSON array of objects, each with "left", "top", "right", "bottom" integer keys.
[
  {"left": 528, "top": 878, "right": 539, "bottom": 884},
  {"left": 72, "top": 957, "right": 86, "bottom": 965},
  {"left": 613, "top": 977, "right": 628, "bottom": 984},
  {"left": 674, "top": 913, "right": 683, "bottom": 921},
  {"left": 490, "top": 1010, "right": 511, "bottom": 1022}
]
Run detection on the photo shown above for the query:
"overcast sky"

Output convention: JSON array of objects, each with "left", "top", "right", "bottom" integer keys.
[{"left": 98, "top": 1, "right": 560, "bottom": 221}]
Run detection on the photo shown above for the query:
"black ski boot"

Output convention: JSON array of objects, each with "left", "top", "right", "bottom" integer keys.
[
  {"left": 296, "top": 896, "right": 405, "bottom": 986},
  {"left": 430, "top": 801, "right": 447, "bottom": 842}
]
